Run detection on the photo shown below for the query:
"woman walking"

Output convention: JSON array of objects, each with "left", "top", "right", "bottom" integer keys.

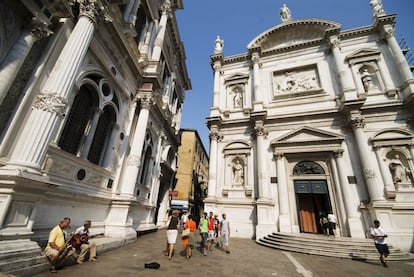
[
  {"left": 182, "top": 214, "right": 197, "bottom": 259},
  {"left": 166, "top": 210, "right": 180, "bottom": 259}
]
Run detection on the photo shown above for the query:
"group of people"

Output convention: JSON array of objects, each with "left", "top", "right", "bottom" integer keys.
[
  {"left": 164, "top": 210, "right": 230, "bottom": 260},
  {"left": 43, "top": 217, "right": 97, "bottom": 273},
  {"left": 318, "top": 211, "right": 337, "bottom": 236}
]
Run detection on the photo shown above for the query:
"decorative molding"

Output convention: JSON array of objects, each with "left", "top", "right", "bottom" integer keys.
[
  {"left": 31, "top": 17, "right": 53, "bottom": 40},
  {"left": 32, "top": 93, "right": 67, "bottom": 116},
  {"left": 127, "top": 154, "right": 140, "bottom": 167}
]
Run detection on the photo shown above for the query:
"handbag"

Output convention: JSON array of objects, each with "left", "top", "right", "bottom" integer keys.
[{"left": 182, "top": 228, "right": 190, "bottom": 237}]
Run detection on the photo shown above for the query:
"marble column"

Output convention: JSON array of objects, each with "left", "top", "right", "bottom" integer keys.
[
  {"left": 80, "top": 107, "right": 102, "bottom": 160},
  {"left": 334, "top": 150, "right": 365, "bottom": 237},
  {"left": 381, "top": 25, "right": 413, "bottom": 83},
  {"left": 275, "top": 152, "right": 291, "bottom": 233},
  {"left": 373, "top": 146, "right": 395, "bottom": 198},
  {"left": 151, "top": 0, "right": 171, "bottom": 61},
  {"left": 118, "top": 97, "right": 152, "bottom": 197},
  {"left": 0, "top": 17, "right": 51, "bottom": 105},
  {"left": 251, "top": 52, "right": 263, "bottom": 110},
  {"left": 123, "top": 0, "right": 141, "bottom": 27},
  {"left": 206, "top": 128, "right": 221, "bottom": 199},
  {"left": 8, "top": 2, "right": 103, "bottom": 170},
  {"left": 254, "top": 124, "right": 270, "bottom": 199},
  {"left": 349, "top": 115, "right": 384, "bottom": 201},
  {"left": 212, "top": 61, "right": 221, "bottom": 109},
  {"left": 329, "top": 36, "right": 357, "bottom": 98}
]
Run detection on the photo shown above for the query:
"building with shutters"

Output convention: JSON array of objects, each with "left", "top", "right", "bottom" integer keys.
[{"left": 205, "top": 2, "right": 414, "bottom": 253}]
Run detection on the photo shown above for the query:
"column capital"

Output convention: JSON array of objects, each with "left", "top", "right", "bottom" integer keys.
[
  {"left": 139, "top": 96, "right": 154, "bottom": 109},
  {"left": 333, "top": 149, "right": 344, "bottom": 158},
  {"left": 209, "top": 130, "right": 223, "bottom": 142},
  {"left": 213, "top": 61, "right": 221, "bottom": 72},
  {"left": 30, "top": 17, "right": 53, "bottom": 40},
  {"left": 254, "top": 125, "right": 268, "bottom": 138},
  {"left": 349, "top": 115, "right": 365, "bottom": 129},
  {"left": 363, "top": 168, "right": 376, "bottom": 179},
  {"left": 273, "top": 152, "right": 284, "bottom": 160},
  {"left": 32, "top": 93, "right": 67, "bottom": 117},
  {"left": 380, "top": 24, "right": 394, "bottom": 40},
  {"left": 328, "top": 36, "right": 341, "bottom": 49},
  {"left": 78, "top": 0, "right": 109, "bottom": 24}
]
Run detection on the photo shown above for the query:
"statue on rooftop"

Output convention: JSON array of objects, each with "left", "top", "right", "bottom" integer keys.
[
  {"left": 214, "top": 35, "right": 224, "bottom": 54},
  {"left": 370, "top": 0, "right": 385, "bottom": 17},
  {"left": 280, "top": 3, "right": 292, "bottom": 22}
]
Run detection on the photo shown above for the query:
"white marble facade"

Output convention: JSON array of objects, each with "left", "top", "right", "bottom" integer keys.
[
  {"left": 206, "top": 3, "right": 414, "bottom": 253},
  {"left": 0, "top": 0, "right": 190, "bottom": 253}
]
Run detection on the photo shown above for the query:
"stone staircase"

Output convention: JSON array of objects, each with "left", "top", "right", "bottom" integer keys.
[
  {"left": 0, "top": 236, "right": 137, "bottom": 276},
  {"left": 256, "top": 232, "right": 414, "bottom": 261}
]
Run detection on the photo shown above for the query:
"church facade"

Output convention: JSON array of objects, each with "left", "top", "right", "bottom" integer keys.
[
  {"left": 0, "top": 0, "right": 190, "bottom": 255},
  {"left": 205, "top": 3, "right": 414, "bottom": 252}
]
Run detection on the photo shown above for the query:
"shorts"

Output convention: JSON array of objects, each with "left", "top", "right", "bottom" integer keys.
[
  {"left": 375, "top": 243, "right": 390, "bottom": 257},
  {"left": 44, "top": 248, "right": 59, "bottom": 258},
  {"left": 208, "top": 230, "right": 215, "bottom": 241}
]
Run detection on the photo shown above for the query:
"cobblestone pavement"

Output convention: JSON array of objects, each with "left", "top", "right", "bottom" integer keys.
[{"left": 33, "top": 230, "right": 414, "bottom": 277}]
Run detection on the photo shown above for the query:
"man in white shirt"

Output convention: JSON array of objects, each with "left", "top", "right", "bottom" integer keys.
[
  {"left": 370, "top": 220, "right": 389, "bottom": 267},
  {"left": 73, "top": 220, "right": 97, "bottom": 264}
]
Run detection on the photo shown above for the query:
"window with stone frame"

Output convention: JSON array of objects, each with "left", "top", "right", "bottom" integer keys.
[
  {"left": 139, "top": 133, "right": 154, "bottom": 187},
  {"left": 58, "top": 74, "right": 117, "bottom": 167}
]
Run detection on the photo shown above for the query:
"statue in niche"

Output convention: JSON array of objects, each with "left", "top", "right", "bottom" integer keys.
[
  {"left": 232, "top": 159, "right": 244, "bottom": 185},
  {"left": 233, "top": 89, "right": 243, "bottom": 108},
  {"left": 214, "top": 35, "right": 224, "bottom": 54},
  {"left": 361, "top": 69, "right": 374, "bottom": 92},
  {"left": 279, "top": 4, "right": 292, "bottom": 22},
  {"left": 389, "top": 154, "right": 411, "bottom": 184}
]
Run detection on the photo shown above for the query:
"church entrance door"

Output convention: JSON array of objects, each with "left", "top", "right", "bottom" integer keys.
[{"left": 294, "top": 180, "right": 331, "bottom": 234}]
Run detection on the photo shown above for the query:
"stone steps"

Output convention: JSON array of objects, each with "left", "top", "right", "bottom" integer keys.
[
  {"left": 256, "top": 232, "right": 414, "bottom": 261},
  {"left": 0, "top": 236, "right": 137, "bottom": 276}
]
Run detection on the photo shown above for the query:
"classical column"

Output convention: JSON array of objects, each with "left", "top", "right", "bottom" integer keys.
[
  {"left": 381, "top": 25, "right": 413, "bottom": 83},
  {"left": 212, "top": 61, "right": 221, "bottom": 109},
  {"left": 333, "top": 150, "right": 365, "bottom": 237},
  {"left": 80, "top": 107, "right": 102, "bottom": 159},
  {"left": 254, "top": 124, "right": 270, "bottom": 199},
  {"left": 275, "top": 152, "right": 291, "bottom": 233},
  {"left": 373, "top": 146, "right": 395, "bottom": 198},
  {"left": 0, "top": 17, "right": 51, "bottom": 105},
  {"left": 206, "top": 128, "right": 221, "bottom": 199},
  {"left": 123, "top": 0, "right": 141, "bottom": 27},
  {"left": 118, "top": 96, "right": 152, "bottom": 197},
  {"left": 8, "top": 1, "right": 103, "bottom": 170},
  {"left": 151, "top": 0, "right": 171, "bottom": 61},
  {"left": 329, "top": 36, "right": 357, "bottom": 96},
  {"left": 349, "top": 114, "right": 384, "bottom": 201},
  {"left": 251, "top": 52, "right": 262, "bottom": 110}
]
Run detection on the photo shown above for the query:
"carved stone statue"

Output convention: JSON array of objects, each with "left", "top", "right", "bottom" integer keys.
[
  {"left": 232, "top": 160, "right": 244, "bottom": 185},
  {"left": 389, "top": 154, "right": 410, "bottom": 184},
  {"left": 233, "top": 90, "right": 242, "bottom": 108},
  {"left": 370, "top": 0, "right": 385, "bottom": 17},
  {"left": 280, "top": 4, "right": 292, "bottom": 22},
  {"left": 361, "top": 69, "right": 373, "bottom": 92},
  {"left": 214, "top": 35, "right": 224, "bottom": 54}
]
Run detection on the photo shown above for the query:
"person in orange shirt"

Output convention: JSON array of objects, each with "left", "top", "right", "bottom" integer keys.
[{"left": 182, "top": 214, "right": 197, "bottom": 259}]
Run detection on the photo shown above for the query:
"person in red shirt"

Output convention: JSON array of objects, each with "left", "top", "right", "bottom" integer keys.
[{"left": 207, "top": 211, "right": 215, "bottom": 251}]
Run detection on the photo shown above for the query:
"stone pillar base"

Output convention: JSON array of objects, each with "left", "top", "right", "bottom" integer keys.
[
  {"left": 255, "top": 224, "right": 276, "bottom": 240},
  {"left": 278, "top": 214, "right": 292, "bottom": 233},
  {"left": 105, "top": 225, "right": 137, "bottom": 240},
  {"left": 347, "top": 217, "right": 365, "bottom": 238}
]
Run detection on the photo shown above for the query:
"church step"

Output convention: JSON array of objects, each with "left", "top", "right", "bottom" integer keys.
[{"left": 257, "top": 232, "right": 414, "bottom": 261}]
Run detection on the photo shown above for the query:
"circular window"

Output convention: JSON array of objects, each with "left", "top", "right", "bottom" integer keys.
[
  {"left": 76, "top": 169, "right": 86, "bottom": 181},
  {"left": 120, "top": 132, "right": 125, "bottom": 140},
  {"left": 101, "top": 81, "right": 111, "bottom": 96}
]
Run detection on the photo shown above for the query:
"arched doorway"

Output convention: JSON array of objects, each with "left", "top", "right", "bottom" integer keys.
[{"left": 293, "top": 161, "right": 332, "bottom": 234}]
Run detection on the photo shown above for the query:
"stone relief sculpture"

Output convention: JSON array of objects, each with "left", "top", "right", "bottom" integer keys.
[
  {"left": 214, "top": 35, "right": 223, "bottom": 54},
  {"left": 389, "top": 154, "right": 411, "bottom": 184},
  {"left": 279, "top": 4, "right": 292, "bottom": 22},
  {"left": 232, "top": 159, "right": 244, "bottom": 185},
  {"left": 273, "top": 69, "right": 320, "bottom": 94},
  {"left": 361, "top": 69, "right": 374, "bottom": 92}
]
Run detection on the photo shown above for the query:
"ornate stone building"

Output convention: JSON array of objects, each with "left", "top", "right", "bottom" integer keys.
[
  {"left": 205, "top": 2, "right": 414, "bottom": 253},
  {"left": 174, "top": 129, "right": 209, "bottom": 222},
  {"left": 0, "top": 0, "right": 190, "bottom": 271}
]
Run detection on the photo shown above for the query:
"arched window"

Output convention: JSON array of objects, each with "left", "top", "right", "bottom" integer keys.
[
  {"left": 139, "top": 133, "right": 154, "bottom": 186},
  {"left": 58, "top": 75, "right": 118, "bottom": 167},
  {"left": 293, "top": 160, "right": 325, "bottom": 175}
]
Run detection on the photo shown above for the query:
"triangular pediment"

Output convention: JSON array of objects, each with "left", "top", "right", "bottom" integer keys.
[
  {"left": 346, "top": 48, "right": 381, "bottom": 61},
  {"left": 224, "top": 73, "right": 249, "bottom": 85},
  {"left": 271, "top": 126, "right": 344, "bottom": 146}
]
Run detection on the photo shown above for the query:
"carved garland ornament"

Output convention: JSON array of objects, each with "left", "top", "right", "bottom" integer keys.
[{"left": 32, "top": 94, "right": 67, "bottom": 116}]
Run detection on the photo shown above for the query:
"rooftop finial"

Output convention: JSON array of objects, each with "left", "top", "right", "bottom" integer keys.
[{"left": 280, "top": 3, "right": 292, "bottom": 22}]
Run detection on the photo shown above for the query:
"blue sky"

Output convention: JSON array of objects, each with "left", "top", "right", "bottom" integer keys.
[{"left": 176, "top": 0, "right": 414, "bottom": 151}]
